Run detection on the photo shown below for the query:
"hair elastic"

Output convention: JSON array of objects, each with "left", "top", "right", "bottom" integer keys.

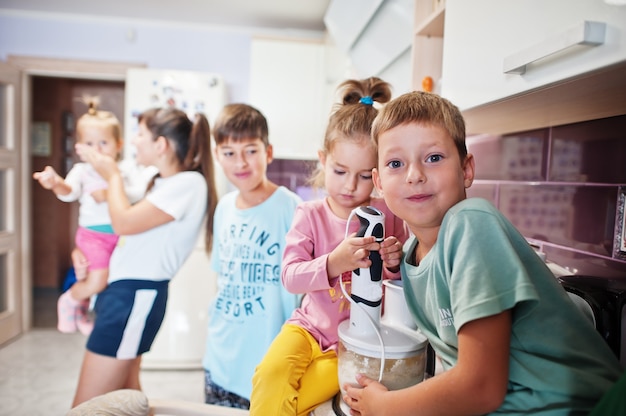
[
  {"left": 359, "top": 96, "right": 374, "bottom": 105},
  {"left": 88, "top": 102, "right": 98, "bottom": 116}
]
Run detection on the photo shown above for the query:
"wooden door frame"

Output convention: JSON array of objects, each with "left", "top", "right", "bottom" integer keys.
[
  {"left": 0, "top": 61, "right": 22, "bottom": 345},
  {"left": 6, "top": 55, "right": 145, "bottom": 331}
]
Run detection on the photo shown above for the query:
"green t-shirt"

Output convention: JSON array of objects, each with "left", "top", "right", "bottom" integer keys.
[{"left": 402, "top": 198, "right": 622, "bottom": 415}]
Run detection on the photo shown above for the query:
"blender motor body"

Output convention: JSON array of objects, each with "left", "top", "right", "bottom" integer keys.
[{"left": 336, "top": 206, "right": 428, "bottom": 413}]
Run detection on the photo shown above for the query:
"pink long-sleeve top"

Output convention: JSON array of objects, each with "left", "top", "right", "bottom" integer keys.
[{"left": 282, "top": 197, "right": 410, "bottom": 353}]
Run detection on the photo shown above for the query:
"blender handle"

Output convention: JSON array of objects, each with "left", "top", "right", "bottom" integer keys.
[{"left": 353, "top": 207, "right": 384, "bottom": 284}]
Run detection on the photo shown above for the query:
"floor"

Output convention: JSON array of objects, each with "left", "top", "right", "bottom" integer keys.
[
  {"left": 2, "top": 290, "right": 437, "bottom": 415},
  {"left": 0, "top": 289, "right": 205, "bottom": 416}
]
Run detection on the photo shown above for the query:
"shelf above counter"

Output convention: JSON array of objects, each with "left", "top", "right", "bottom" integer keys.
[
  {"left": 411, "top": 0, "right": 445, "bottom": 91},
  {"left": 414, "top": 5, "right": 445, "bottom": 37}
]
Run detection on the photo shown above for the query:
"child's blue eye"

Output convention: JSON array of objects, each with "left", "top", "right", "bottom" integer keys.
[
  {"left": 360, "top": 174, "right": 373, "bottom": 180},
  {"left": 427, "top": 154, "right": 443, "bottom": 163},
  {"left": 387, "top": 160, "right": 402, "bottom": 169},
  {"left": 333, "top": 170, "right": 345, "bottom": 175}
]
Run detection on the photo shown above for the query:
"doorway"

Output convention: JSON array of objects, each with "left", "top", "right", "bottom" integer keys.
[
  {"left": 30, "top": 76, "right": 125, "bottom": 328},
  {"left": 0, "top": 55, "right": 142, "bottom": 345}
]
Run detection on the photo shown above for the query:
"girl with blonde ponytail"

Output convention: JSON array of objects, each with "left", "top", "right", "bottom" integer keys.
[{"left": 250, "top": 78, "right": 409, "bottom": 415}]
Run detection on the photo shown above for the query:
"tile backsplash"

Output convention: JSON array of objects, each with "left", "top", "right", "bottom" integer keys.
[
  {"left": 266, "top": 158, "right": 320, "bottom": 201},
  {"left": 264, "top": 116, "right": 626, "bottom": 279},
  {"left": 466, "top": 115, "right": 626, "bottom": 278}
]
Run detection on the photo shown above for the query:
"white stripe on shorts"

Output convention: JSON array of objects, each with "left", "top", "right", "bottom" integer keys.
[{"left": 117, "top": 289, "right": 157, "bottom": 359}]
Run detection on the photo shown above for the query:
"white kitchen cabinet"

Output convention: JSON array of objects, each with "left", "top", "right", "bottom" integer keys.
[
  {"left": 349, "top": 0, "right": 414, "bottom": 77},
  {"left": 143, "top": 235, "right": 215, "bottom": 370},
  {"left": 441, "top": 0, "right": 626, "bottom": 111},
  {"left": 249, "top": 38, "right": 327, "bottom": 160},
  {"left": 379, "top": 48, "right": 413, "bottom": 95},
  {"left": 324, "top": 0, "right": 384, "bottom": 54},
  {"left": 325, "top": 0, "right": 415, "bottom": 97}
]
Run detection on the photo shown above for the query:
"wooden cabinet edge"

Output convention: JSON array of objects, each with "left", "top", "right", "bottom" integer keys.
[{"left": 414, "top": 6, "right": 445, "bottom": 37}]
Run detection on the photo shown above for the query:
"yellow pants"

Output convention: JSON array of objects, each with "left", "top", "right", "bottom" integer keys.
[{"left": 250, "top": 324, "right": 339, "bottom": 416}]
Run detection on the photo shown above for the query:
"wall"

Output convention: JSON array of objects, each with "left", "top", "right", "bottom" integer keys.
[
  {"left": 267, "top": 159, "right": 320, "bottom": 200},
  {"left": 1, "top": 10, "right": 337, "bottom": 290},
  {"left": 0, "top": 10, "right": 263, "bottom": 103},
  {"left": 466, "top": 115, "right": 626, "bottom": 278}
]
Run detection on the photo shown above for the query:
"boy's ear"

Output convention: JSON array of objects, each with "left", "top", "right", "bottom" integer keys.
[
  {"left": 372, "top": 167, "right": 383, "bottom": 195},
  {"left": 463, "top": 153, "right": 475, "bottom": 189},
  {"left": 265, "top": 144, "right": 274, "bottom": 164}
]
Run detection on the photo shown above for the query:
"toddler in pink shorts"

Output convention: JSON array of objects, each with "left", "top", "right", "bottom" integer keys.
[{"left": 33, "top": 100, "right": 148, "bottom": 335}]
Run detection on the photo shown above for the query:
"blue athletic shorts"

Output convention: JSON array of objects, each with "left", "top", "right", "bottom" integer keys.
[{"left": 87, "top": 279, "right": 169, "bottom": 359}]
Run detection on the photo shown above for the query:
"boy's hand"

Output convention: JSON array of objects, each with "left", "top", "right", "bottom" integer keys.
[
  {"left": 32, "top": 166, "right": 60, "bottom": 189},
  {"left": 327, "top": 233, "right": 378, "bottom": 278},
  {"left": 343, "top": 373, "right": 389, "bottom": 416},
  {"left": 380, "top": 236, "right": 403, "bottom": 273}
]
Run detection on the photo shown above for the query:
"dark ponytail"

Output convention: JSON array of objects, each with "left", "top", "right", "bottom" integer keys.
[
  {"left": 139, "top": 107, "right": 217, "bottom": 252},
  {"left": 190, "top": 113, "right": 217, "bottom": 253}
]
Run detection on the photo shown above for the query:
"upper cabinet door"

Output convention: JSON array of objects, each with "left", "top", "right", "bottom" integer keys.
[
  {"left": 249, "top": 38, "right": 327, "bottom": 160},
  {"left": 441, "top": 0, "right": 626, "bottom": 111}
]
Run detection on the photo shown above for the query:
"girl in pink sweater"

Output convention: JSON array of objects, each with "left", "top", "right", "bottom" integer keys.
[{"left": 250, "top": 78, "right": 410, "bottom": 415}]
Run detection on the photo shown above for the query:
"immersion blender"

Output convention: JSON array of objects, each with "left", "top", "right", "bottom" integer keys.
[
  {"left": 346, "top": 206, "right": 385, "bottom": 338},
  {"left": 335, "top": 206, "right": 428, "bottom": 416}
]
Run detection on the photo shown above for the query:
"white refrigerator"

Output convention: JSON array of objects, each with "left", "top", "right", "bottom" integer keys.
[{"left": 124, "top": 68, "right": 227, "bottom": 369}]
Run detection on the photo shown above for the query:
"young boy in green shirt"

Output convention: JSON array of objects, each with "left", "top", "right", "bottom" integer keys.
[{"left": 343, "top": 91, "right": 622, "bottom": 415}]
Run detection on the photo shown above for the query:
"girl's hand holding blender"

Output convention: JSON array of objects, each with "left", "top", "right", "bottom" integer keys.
[
  {"left": 328, "top": 234, "right": 378, "bottom": 278},
  {"left": 327, "top": 234, "right": 403, "bottom": 278}
]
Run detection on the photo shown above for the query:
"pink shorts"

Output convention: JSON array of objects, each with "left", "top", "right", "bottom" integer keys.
[{"left": 75, "top": 227, "right": 119, "bottom": 271}]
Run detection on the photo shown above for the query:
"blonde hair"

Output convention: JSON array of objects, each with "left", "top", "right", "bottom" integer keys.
[
  {"left": 372, "top": 91, "right": 467, "bottom": 161},
  {"left": 75, "top": 96, "right": 123, "bottom": 159},
  {"left": 310, "top": 77, "right": 392, "bottom": 188}
]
